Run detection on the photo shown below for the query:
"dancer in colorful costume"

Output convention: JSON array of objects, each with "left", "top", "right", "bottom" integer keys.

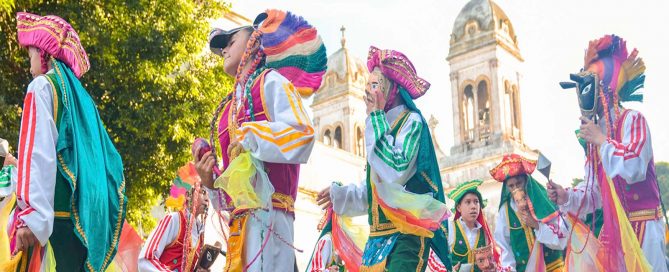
[
  {"left": 491, "top": 154, "right": 566, "bottom": 272},
  {"left": 317, "top": 46, "right": 451, "bottom": 272},
  {"left": 443, "top": 180, "right": 498, "bottom": 272},
  {"left": 9, "top": 12, "right": 126, "bottom": 272},
  {"left": 550, "top": 34, "right": 665, "bottom": 271},
  {"left": 305, "top": 207, "right": 368, "bottom": 272},
  {"left": 138, "top": 164, "right": 209, "bottom": 272},
  {"left": 199, "top": 9, "right": 326, "bottom": 272}
]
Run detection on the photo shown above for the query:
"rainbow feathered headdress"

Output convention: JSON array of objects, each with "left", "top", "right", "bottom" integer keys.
[
  {"left": 165, "top": 162, "right": 201, "bottom": 210},
  {"left": 209, "top": 9, "right": 327, "bottom": 97},
  {"left": 584, "top": 34, "right": 646, "bottom": 104}
]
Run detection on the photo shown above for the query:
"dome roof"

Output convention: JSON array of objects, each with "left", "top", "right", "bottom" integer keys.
[
  {"left": 326, "top": 46, "right": 367, "bottom": 82},
  {"left": 313, "top": 27, "right": 368, "bottom": 107},
  {"left": 448, "top": 0, "right": 521, "bottom": 60}
]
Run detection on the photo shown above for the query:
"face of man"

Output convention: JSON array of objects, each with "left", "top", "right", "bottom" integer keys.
[
  {"left": 474, "top": 247, "right": 496, "bottom": 272},
  {"left": 505, "top": 175, "right": 527, "bottom": 192}
]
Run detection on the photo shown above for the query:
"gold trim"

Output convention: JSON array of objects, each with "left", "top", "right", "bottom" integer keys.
[
  {"left": 420, "top": 172, "right": 439, "bottom": 193},
  {"left": 42, "top": 75, "right": 59, "bottom": 119},
  {"left": 370, "top": 184, "right": 396, "bottom": 231},
  {"left": 545, "top": 258, "right": 564, "bottom": 271},
  {"left": 369, "top": 228, "right": 399, "bottom": 237},
  {"left": 628, "top": 206, "right": 662, "bottom": 222},
  {"left": 54, "top": 211, "right": 70, "bottom": 218},
  {"left": 271, "top": 192, "right": 295, "bottom": 212},
  {"left": 415, "top": 236, "right": 426, "bottom": 272},
  {"left": 390, "top": 110, "right": 410, "bottom": 132}
]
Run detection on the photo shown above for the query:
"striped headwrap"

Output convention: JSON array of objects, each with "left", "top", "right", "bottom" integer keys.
[
  {"left": 16, "top": 12, "right": 90, "bottom": 78},
  {"left": 259, "top": 9, "right": 328, "bottom": 97}
]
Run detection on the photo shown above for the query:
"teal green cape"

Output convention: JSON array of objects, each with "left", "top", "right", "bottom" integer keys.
[
  {"left": 398, "top": 88, "right": 452, "bottom": 269},
  {"left": 52, "top": 60, "right": 127, "bottom": 272}
]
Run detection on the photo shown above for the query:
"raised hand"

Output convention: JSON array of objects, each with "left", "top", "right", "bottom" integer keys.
[
  {"left": 578, "top": 116, "right": 606, "bottom": 146},
  {"left": 546, "top": 179, "right": 568, "bottom": 205},
  {"left": 194, "top": 147, "right": 215, "bottom": 189},
  {"left": 316, "top": 186, "right": 332, "bottom": 210}
]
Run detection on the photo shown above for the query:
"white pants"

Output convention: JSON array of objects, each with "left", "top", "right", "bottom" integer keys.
[
  {"left": 641, "top": 219, "right": 668, "bottom": 272},
  {"left": 244, "top": 209, "right": 295, "bottom": 272}
]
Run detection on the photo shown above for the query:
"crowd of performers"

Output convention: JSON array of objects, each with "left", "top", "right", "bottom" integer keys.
[{"left": 0, "top": 7, "right": 667, "bottom": 272}]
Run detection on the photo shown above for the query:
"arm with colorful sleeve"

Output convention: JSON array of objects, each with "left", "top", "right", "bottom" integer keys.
[
  {"left": 599, "top": 110, "right": 653, "bottom": 183},
  {"left": 236, "top": 70, "right": 315, "bottom": 164},
  {"left": 330, "top": 109, "right": 422, "bottom": 217},
  {"left": 15, "top": 76, "right": 59, "bottom": 247},
  {"left": 365, "top": 109, "right": 422, "bottom": 185},
  {"left": 306, "top": 233, "right": 335, "bottom": 272},
  {"left": 138, "top": 212, "right": 181, "bottom": 272}
]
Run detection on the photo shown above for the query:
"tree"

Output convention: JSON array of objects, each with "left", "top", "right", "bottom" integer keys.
[
  {"left": 571, "top": 178, "right": 584, "bottom": 187},
  {"left": 0, "top": 0, "right": 233, "bottom": 231}
]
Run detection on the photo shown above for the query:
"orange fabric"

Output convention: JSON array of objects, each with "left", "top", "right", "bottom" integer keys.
[{"left": 224, "top": 215, "right": 248, "bottom": 272}]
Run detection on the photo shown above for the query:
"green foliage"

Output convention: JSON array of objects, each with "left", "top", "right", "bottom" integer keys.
[
  {"left": 0, "top": 0, "right": 233, "bottom": 232},
  {"left": 571, "top": 178, "right": 584, "bottom": 187}
]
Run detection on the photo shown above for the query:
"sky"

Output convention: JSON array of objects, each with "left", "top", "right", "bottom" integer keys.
[{"left": 221, "top": 0, "right": 669, "bottom": 185}]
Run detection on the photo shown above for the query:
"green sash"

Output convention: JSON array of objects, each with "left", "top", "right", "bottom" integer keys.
[
  {"left": 449, "top": 220, "right": 486, "bottom": 272},
  {"left": 506, "top": 204, "right": 563, "bottom": 272}
]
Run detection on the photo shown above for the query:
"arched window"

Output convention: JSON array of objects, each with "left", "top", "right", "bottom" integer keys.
[
  {"left": 334, "top": 126, "right": 343, "bottom": 149},
  {"left": 477, "top": 80, "right": 490, "bottom": 139},
  {"left": 463, "top": 85, "right": 475, "bottom": 141},
  {"left": 504, "top": 82, "right": 513, "bottom": 131},
  {"left": 355, "top": 127, "right": 365, "bottom": 157},
  {"left": 323, "top": 129, "right": 332, "bottom": 146},
  {"left": 511, "top": 85, "right": 521, "bottom": 130}
]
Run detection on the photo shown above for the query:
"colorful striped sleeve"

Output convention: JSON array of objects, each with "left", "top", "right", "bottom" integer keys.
[
  {"left": 237, "top": 70, "right": 315, "bottom": 164},
  {"left": 599, "top": 110, "right": 653, "bottom": 184},
  {"left": 306, "top": 234, "right": 334, "bottom": 272},
  {"left": 365, "top": 110, "right": 422, "bottom": 185},
  {"left": 138, "top": 212, "right": 180, "bottom": 272},
  {"left": 15, "top": 76, "right": 57, "bottom": 246}
]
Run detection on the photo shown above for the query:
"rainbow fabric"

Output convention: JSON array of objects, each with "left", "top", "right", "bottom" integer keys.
[
  {"left": 331, "top": 210, "right": 368, "bottom": 272},
  {"left": 564, "top": 214, "right": 604, "bottom": 271},
  {"left": 260, "top": 9, "right": 327, "bottom": 97},
  {"left": 371, "top": 178, "right": 450, "bottom": 238},
  {"left": 165, "top": 162, "right": 199, "bottom": 210},
  {"left": 595, "top": 163, "right": 651, "bottom": 271}
]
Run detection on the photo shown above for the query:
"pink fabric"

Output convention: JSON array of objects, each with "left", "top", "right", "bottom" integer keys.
[
  {"left": 217, "top": 71, "right": 300, "bottom": 215},
  {"left": 16, "top": 12, "right": 90, "bottom": 78},
  {"left": 366, "top": 46, "right": 430, "bottom": 99}
]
